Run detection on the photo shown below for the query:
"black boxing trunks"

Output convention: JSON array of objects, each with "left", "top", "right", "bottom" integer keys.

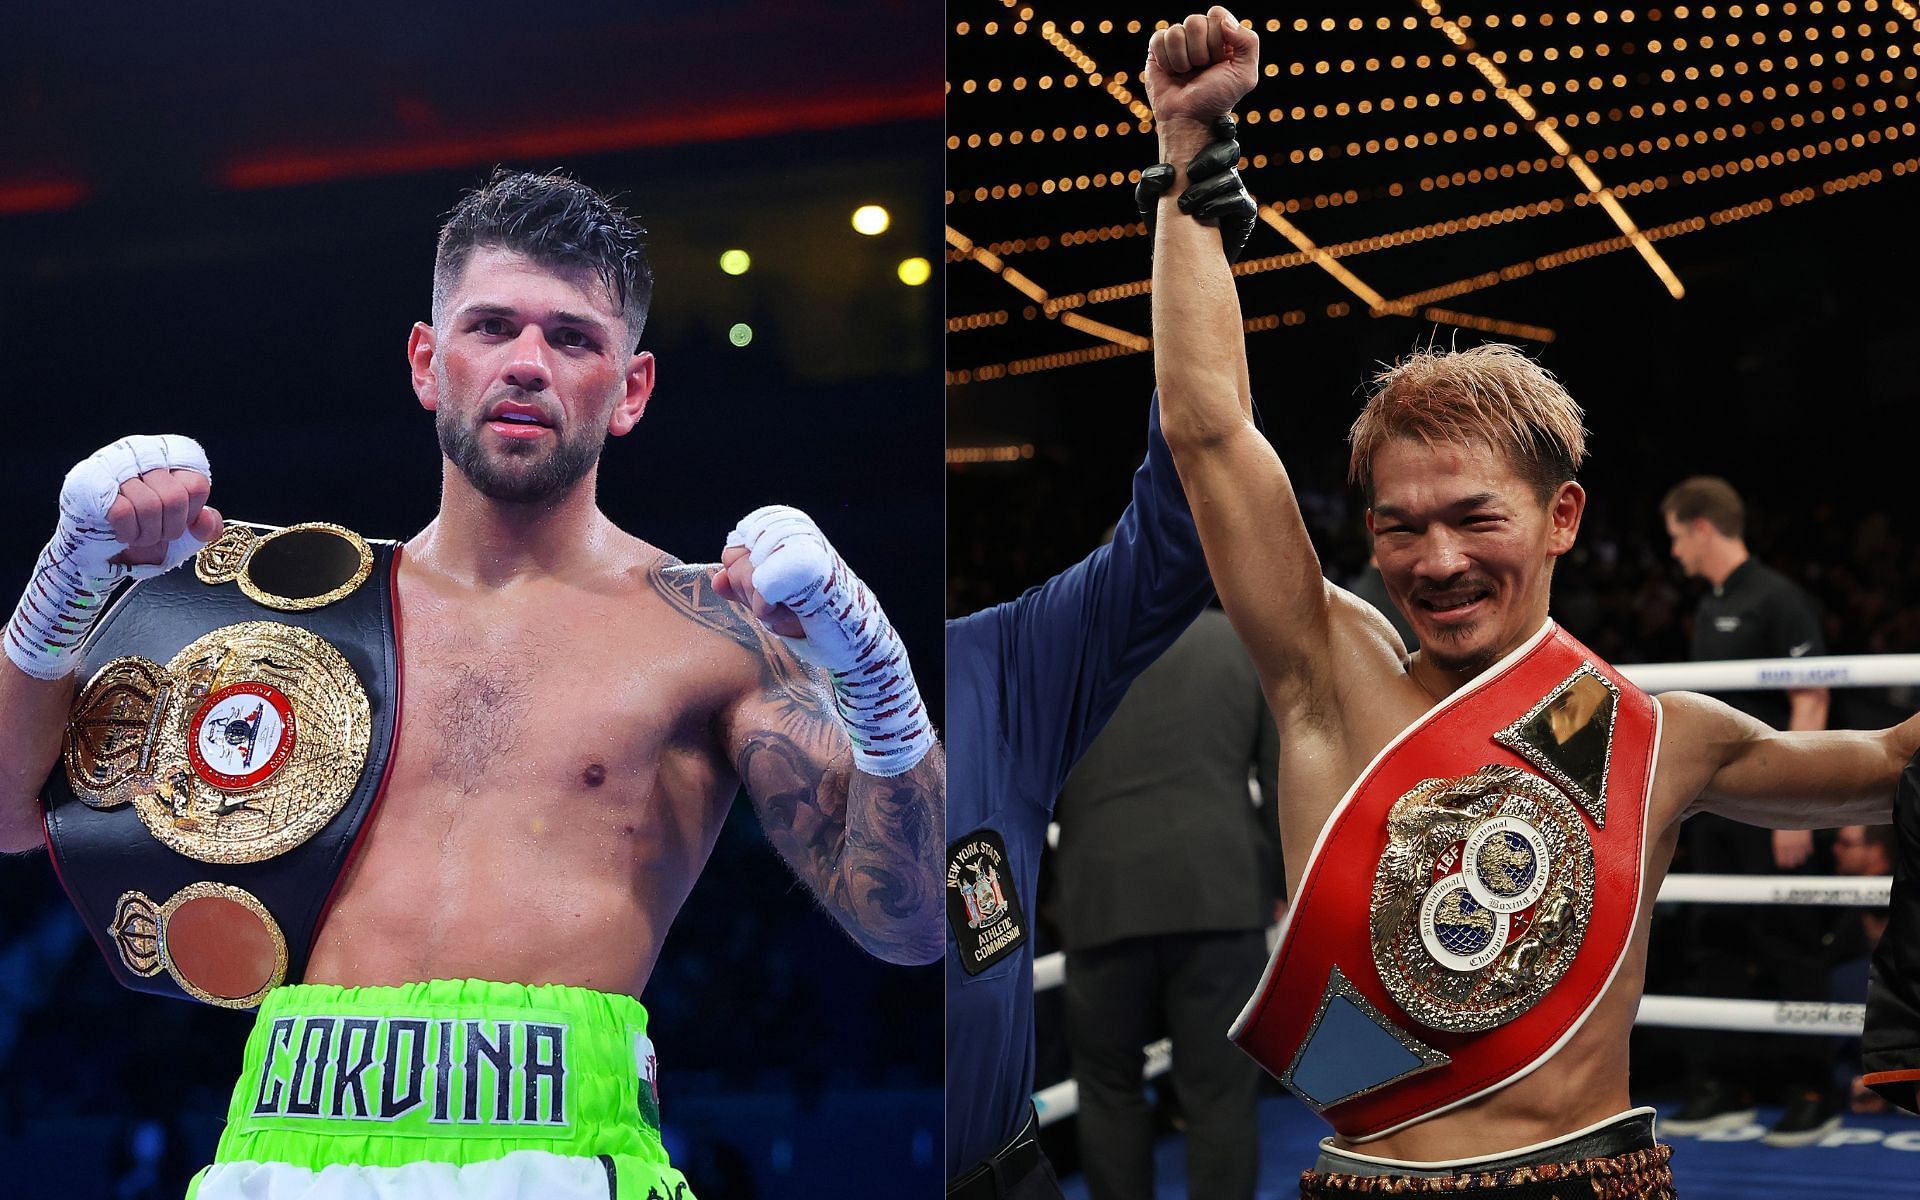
[
  {"left": 40, "top": 520, "right": 399, "bottom": 1009},
  {"left": 1233, "top": 621, "right": 1659, "bottom": 1140},
  {"left": 1298, "top": 1108, "right": 1673, "bottom": 1198}
]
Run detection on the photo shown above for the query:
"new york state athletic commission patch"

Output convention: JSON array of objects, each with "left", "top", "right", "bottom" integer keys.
[{"left": 947, "top": 828, "right": 1027, "bottom": 976}]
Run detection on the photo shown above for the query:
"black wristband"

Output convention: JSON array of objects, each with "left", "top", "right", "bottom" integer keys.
[
  {"left": 1135, "top": 162, "right": 1176, "bottom": 215},
  {"left": 1136, "top": 114, "right": 1258, "bottom": 263}
]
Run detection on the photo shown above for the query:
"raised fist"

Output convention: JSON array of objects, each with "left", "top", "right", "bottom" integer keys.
[
  {"left": 713, "top": 505, "right": 933, "bottom": 777},
  {"left": 61, "top": 435, "right": 222, "bottom": 578},
  {"left": 1144, "top": 7, "right": 1261, "bottom": 128},
  {"left": 713, "top": 544, "right": 806, "bottom": 640},
  {"left": 712, "top": 506, "right": 827, "bottom": 642},
  {"left": 8, "top": 435, "right": 223, "bottom": 680}
]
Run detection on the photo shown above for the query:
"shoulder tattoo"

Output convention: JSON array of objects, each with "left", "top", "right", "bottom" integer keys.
[{"left": 646, "top": 559, "right": 834, "bottom": 728}]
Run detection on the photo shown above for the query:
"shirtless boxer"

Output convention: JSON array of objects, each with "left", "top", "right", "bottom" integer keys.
[
  {"left": 1146, "top": 11, "right": 1918, "bottom": 1194},
  {"left": 0, "top": 170, "right": 942, "bottom": 1198}
]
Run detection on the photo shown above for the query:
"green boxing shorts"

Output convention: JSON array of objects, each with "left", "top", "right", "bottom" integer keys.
[{"left": 188, "top": 978, "right": 695, "bottom": 1199}]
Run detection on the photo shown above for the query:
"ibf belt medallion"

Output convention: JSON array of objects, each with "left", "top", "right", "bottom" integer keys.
[
  {"left": 1370, "top": 765, "right": 1594, "bottom": 1033},
  {"left": 947, "top": 828, "right": 1027, "bottom": 976},
  {"left": 64, "top": 621, "right": 370, "bottom": 864}
]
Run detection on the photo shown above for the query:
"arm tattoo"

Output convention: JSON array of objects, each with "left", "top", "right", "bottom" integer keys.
[
  {"left": 738, "top": 731, "right": 946, "bottom": 965},
  {"left": 648, "top": 560, "right": 945, "bottom": 964}
]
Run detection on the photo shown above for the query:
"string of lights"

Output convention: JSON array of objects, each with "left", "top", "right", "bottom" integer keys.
[
  {"left": 950, "top": 4, "right": 1920, "bottom": 169},
  {"left": 956, "top": 102, "right": 1920, "bottom": 316},
  {"left": 950, "top": 5, "right": 1920, "bottom": 389},
  {"left": 973, "top": 0, "right": 1405, "bottom": 314},
  {"left": 1242, "top": 69, "right": 1916, "bottom": 204},
  {"left": 952, "top": 48, "right": 1917, "bottom": 160},
  {"left": 950, "top": 73, "right": 1915, "bottom": 314},
  {"left": 946, "top": 223, "right": 1151, "bottom": 351},
  {"left": 948, "top": 118, "right": 1146, "bottom": 152},
  {"left": 949, "top": 76, "right": 1914, "bottom": 207},
  {"left": 1381, "top": 151, "right": 1912, "bottom": 310},
  {"left": 946, "top": 339, "right": 1146, "bottom": 387},
  {"left": 946, "top": 443, "right": 1037, "bottom": 464},
  {"left": 1032, "top": 16, "right": 1154, "bottom": 123},
  {"left": 1421, "top": 0, "right": 1687, "bottom": 297},
  {"left": 948, "top": 289, "right": 1562, "bottom": 389},
  {"left": 1031, "top": 195, "right": 1566, "bottom": 317},
  {"left": 955, "top": 0, "right": 1561, "bottom": 331},
  {"left": 947, "top": 309, "right": 1011, "bottom": 332}
]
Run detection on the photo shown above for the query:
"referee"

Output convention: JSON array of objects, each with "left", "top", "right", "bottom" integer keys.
[{"left": 1661, "top": 475, "right": 1838, "bottom": 1145}]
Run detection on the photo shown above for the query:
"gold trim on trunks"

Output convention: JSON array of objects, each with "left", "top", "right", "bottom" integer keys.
[
  {"left": 1370, "top": 765, "right": 1595, "bottom": 1034},
  {"left": 64, "top": 621, "right": 371, "bottom": 864},
  {"left": 194, "top": 521, "right": 373, "bottom": 612}
]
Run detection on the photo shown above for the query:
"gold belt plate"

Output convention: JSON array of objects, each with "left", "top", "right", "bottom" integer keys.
[
  {"left": 1369, "top": 765, "right": 1595, "bottom": 1034},
  {"left": 108, "top": 882, "right": 289, "bottom": 1008},
  {"left": 64, "top": 621, "right": 371, "bottom": 864}
]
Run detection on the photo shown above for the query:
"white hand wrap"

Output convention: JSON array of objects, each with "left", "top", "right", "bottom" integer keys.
[
  {"left": 5, "top": 435, "right": 213, "bottom": 680},
  {"left": 728, "top": 505, "right": 934, "bottom": 777}
]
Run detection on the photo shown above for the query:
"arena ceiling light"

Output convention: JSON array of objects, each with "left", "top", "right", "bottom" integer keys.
[
  {"left": 987, "top": 1, "right": 1536, "bottom": 338},
  {"left": 1417, "top": 0, "right": 1687, "bottom": 299}
]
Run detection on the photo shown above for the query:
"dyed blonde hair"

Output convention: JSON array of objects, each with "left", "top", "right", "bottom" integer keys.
[{"left": 1347, "top": 343, "right": 1588, "bottom": 502}]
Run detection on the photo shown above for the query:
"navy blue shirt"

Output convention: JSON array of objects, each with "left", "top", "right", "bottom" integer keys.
[{"left": 944, "top": 397, "right": 1213, "bottom": 1175}]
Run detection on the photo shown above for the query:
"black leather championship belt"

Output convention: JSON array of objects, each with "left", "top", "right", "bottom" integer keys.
[{"left": 40, "top": 521, "right": 400, "bottom": 1009}]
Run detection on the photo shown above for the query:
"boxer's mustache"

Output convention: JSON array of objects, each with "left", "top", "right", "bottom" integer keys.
[{"left": 1410, "top": 577, "right": 1496, "bottom": 605}]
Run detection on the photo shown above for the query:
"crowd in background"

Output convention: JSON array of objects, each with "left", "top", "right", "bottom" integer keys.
[{"left": 951, "top": 450, "right": 1920, "bottom": 728}]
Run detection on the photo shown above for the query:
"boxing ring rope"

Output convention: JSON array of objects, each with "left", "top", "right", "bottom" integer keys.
[
  {"left": 1616, "top": 653, "right": 1920, "bottom": 694},
  {"left": 1030, "top": 653, "right": 1917, "bottom": 1128}
]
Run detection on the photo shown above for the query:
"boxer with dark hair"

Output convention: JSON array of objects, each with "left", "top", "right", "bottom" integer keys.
[{"left": 2, "top": 169, "right": 942, "bottom": 1199}]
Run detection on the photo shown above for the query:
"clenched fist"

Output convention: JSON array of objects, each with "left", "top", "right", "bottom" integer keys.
[
  {"left": 105, "top": 468, "right": 222, "bottom": 570},
  {"left": 711, "top": 505, "right": 933, "bottom": 776},
  {"left": 1145, "top": 7, "right": 1261, "bottom": 130},
  {"left": 712, "top": 542, "right": 806, "bottom": 640},
  {"left": 9, "top": 435, "right": 223, "bottom": 680},
  {"left": 60, "top": 435, "right": 223, "bottom": 575}
]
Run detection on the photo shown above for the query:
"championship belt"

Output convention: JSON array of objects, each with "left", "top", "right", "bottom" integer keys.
[
  {"left": 40, "top": 522, "right": 400, "bottom": 1009},
  {"left": 1230, "top": 621, "right": 1659, "bottom": 1141}
]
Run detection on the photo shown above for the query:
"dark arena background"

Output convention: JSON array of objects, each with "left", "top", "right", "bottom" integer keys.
[
  {"left": 949, "top": 2, "right": 1920, "bottom": 1197},
  {"left": 0, "top": 3, "right": 942, "bottom": 1197}
]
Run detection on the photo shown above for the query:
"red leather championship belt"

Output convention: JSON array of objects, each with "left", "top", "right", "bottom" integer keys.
[{"left": 1230, "top": 621, "right": 1659, "bottom": 1141}]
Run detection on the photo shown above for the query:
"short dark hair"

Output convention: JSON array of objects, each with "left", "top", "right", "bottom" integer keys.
[
  {"left": 433, "top": 168, "right": 654, "bottom": 349},
  {"left": 1660, "top": 476, "right": 1745, "bottom": 538}
]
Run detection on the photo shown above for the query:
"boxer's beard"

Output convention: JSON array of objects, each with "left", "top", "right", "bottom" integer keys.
[
  {"left": 437, "top": 382, "right": 607, "bottom": 506},
  {"left": 1424, "top": 638, "right": 1500, "bottom": 678}
]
